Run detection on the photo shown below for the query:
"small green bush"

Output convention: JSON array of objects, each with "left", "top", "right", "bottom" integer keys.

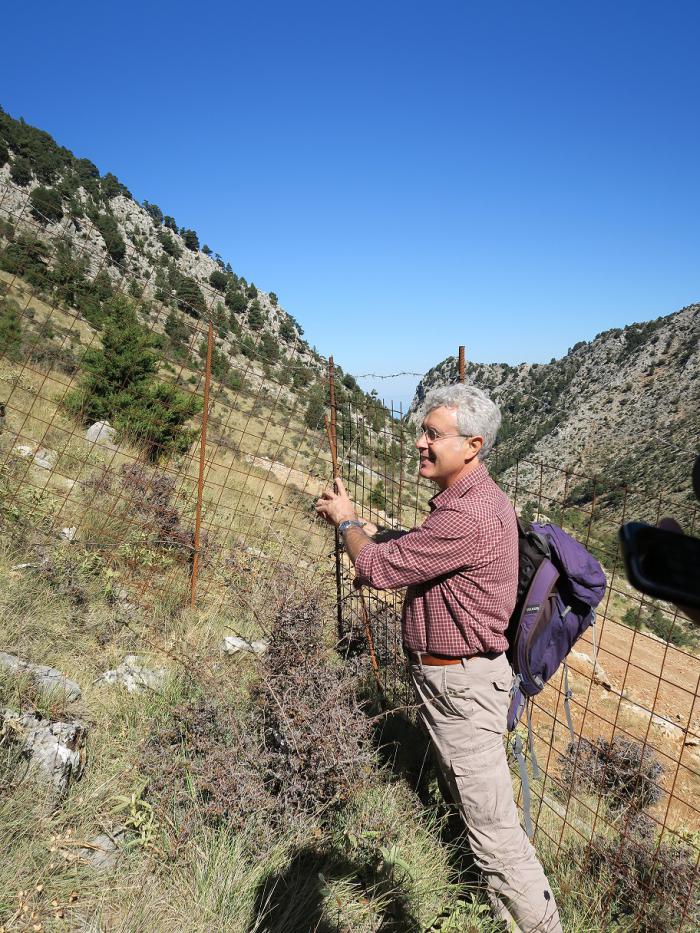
[
  {"left": 9, "top": 156, "right": 32, "bottom": 186},
  {"left": 209, "top": 269, "right": 228, "bottom": 292},
  {"left": 175, "top": 275, "right": 206, "bottom": 318},
  {"left": 29, "top": 186, "right": 63, "bottom": 224},
  {"left": 158, "top": 230, "right": 181, "bottom": 258},
  {"left": 93, "top": 211, "right": 126, "bottom": 263},
  {"left": 0, "top": 297, "right": 23, "bottom": 360}
]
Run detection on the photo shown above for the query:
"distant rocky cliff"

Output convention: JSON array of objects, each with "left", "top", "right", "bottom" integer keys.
[{"left": 409, "top": 306, "right": 700, "bottom": 507}]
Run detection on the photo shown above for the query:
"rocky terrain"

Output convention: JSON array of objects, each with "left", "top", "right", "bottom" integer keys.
[
  {"left": 0, "top": 105, "right": 380, "bottom": 431},
  {"left": 409, "top": 305, "right": 700, "bottom": 511}
]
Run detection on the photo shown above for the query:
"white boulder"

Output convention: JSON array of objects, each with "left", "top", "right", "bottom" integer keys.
[
  {"left": 85, "top": 421, "right": 117, "bottom": 446},
  {"left": 95, "top": 655, "right": 166, "bottom": 694},
  {"left": 222, "top": 636, "right": 268, "bottom": 656},
  {"left": 0, "top": 652, "right": 82, "bottom": 701},
  {"left": 1, "top": 708, "right": 87, "bottom": 797}
]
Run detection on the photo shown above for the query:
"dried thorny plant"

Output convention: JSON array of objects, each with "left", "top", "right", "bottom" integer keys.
[
  {"left": 141, "top": 697, "right": 274, "bottom": 841},
  {"left": 559, "top": 736, "right": 664, "bottom": 813},
  {"left": 338, "top": 598, "right": 403, "bottom": 675},
  {"left": 142, "top": 595, "right": 375, "bottom": 849},
  {"left": 119, "top": 464, "right": 193, "bottom": 552},
  {"left": 587, "top": 828, "right": 700, "bottom": 932},
  {"left": 256, "top": 599, "right": 375, "bottom": 817}
]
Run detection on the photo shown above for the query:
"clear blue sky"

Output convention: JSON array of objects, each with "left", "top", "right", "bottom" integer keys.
[{"left": 2, "top": 1, "right": 698, "bottom": 408}]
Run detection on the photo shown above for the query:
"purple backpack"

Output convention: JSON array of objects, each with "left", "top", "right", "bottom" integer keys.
[{"left": 505, "top": 521, "right": 607, "bottom": 837}]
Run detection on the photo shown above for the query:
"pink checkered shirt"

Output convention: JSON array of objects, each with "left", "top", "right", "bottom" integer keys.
[{"left": 354, "top": 463, "right": 518, "bottom": 657}]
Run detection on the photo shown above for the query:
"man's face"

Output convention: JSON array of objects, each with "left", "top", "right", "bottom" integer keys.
[{"left": 416, "top": 406, "right": 479, "bottom": 490}]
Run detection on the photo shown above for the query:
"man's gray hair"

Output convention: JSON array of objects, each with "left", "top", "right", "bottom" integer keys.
[{"left": 422, "top": 384, "right": 501, "bottom": 459}]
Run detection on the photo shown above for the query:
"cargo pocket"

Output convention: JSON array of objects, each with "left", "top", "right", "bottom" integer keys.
[
  {"left": 450, "top": 738, "right": 520, "bottom": 840},
  {"left": 491, "top": 674, "right": 513, "bottom": 733}
]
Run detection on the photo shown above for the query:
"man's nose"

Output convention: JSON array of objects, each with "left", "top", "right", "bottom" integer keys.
[{"left": 416, "top": 434, "right": 428, "bottom": 452}]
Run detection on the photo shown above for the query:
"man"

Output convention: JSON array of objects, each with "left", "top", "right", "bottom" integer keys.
[{"left": 316, "top": 384, "right": 562, "bottom": 933}]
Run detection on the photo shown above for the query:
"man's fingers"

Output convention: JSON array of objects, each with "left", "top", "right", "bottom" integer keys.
[{"left": 334, "top": 476, "right": 347, "bottom": 497}]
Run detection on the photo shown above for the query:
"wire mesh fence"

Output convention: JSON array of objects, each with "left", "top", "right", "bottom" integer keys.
[
  {"left": 1, "top": 175, "right": 699, "bottom": 929},
  {"left": 332, "top": 386, "right": 700, "bottom": 931},
  {"left": 0, "top": 181, "right": 340, "bottom": 621}
]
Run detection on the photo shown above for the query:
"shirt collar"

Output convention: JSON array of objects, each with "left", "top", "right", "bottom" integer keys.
[{"left": 429, "top": 462, "right": 489, "bottom": 510}]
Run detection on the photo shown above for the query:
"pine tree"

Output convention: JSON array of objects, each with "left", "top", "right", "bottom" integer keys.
[
  {"left": 66, "top": 301, "right": 200, "bottom": 460},
  {"left": 67, "top": 304, "right": 158, "bottom": 424},
  {"left": 304, "top": 386, "right": 326, "bottom": 431}
]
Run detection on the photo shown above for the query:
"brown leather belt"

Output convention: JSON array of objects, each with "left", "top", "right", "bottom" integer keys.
[
  {"left": 410, "top": 651, "right": 463, "bottom": 666},
  {"left": 408, "top": 650, "right": 502, "bottom": 666}
]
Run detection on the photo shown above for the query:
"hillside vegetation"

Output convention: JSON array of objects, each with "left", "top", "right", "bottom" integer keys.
[
  {"left": 410, "top": 305, "right": 699, "bottom": 512},
  {"left": 0, "top": 106, "right": 699, "bottom": 931}
]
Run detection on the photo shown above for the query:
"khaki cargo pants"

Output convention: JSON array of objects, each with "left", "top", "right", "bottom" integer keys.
[{"left": 410, "top": 652, "right": 562, "bottom": 933}]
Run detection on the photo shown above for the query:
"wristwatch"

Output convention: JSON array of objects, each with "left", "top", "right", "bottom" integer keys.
[{"left": 338, "top": 519, "right": 366, "bottom": 538}]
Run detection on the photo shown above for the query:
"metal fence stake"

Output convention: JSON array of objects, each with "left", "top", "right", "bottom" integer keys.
[{"left": 190, "top": 320, "right": 213, "bottom": 609}]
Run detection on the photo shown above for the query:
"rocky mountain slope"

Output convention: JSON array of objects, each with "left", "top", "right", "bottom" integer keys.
[
  {"left": 409, "top": 306, "right": 700, "bottom": 510},
  {"left": 0, "top": 105, "right": 377, "bottom": 423}
]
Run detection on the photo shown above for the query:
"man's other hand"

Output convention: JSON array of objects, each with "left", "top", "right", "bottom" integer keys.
[{"left": 315, "top": 477, "right": 358, "bottom": 527}]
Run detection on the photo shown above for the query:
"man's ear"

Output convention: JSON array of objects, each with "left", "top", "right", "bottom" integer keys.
[{"left": 465, "top": 436, "right": 483, "bottom": 461}]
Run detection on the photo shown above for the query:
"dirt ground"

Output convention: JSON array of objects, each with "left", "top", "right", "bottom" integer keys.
[{"left": 531, "top": 613, "right": 700, "bottom": 834}]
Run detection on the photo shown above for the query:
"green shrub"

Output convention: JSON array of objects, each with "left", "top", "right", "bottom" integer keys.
[
  {"left": 0, "top": 297, "right": 23, "bottom": 360},
  {"left": 93, "top": 212, "right": 126, "bottom": 263},
  {"left": 279, "top": 319, "right": 296, "bottom": 341},
  {"left": 158, "top": 230, "right": 181, "bottom": 258},
  {"left": 165, "top": 311, "right": 191, "bottom": 359},
  {"left": 9, "top": 156, "right": 32, "bottom": 186},
  {"left": 29, "top": 187, "right": 63, "bottom": 224},
  {"left": 247, "top": 301, "right": 264, "bottom": 331},
  {"left": 181, "top": 228, "right": 200, "bottom": 251},
  {"left": 101, "top": 172, "right": 131, "bottom": 200},
  {"left": 0, "top": 234, "right": 49, "bottom": 288},
  {"left": 209, "top": 270, "right": 228, "bottom": 292},
  {"left": 175, "top": 275, "right": 207, "bottom": 317},
  {"left": 369, "top": 480, "right": 386, "bottom": 511},
  {"left": 304, "top": 387, "right": 326, "bottom": 431},
  {"left": 225, "top": 289, "right": 247, "bottom": 314},
  {"left": 622, "top": 604, "right": 697, "bottom": 648},
  {"left": 143, "top": 201, "right": 163, "bottom": 225},
  {"left": 75, "top": 269, "right": 115, "bottom": 328},
  {"left": 259, "top": 332, "right": 279, "bottom": 363},
  {"left": 65, "top": 299, "right": 201, "bottom": 460},
  {"left": 75, "top": 157, "right": 99, "bottom": 183}
]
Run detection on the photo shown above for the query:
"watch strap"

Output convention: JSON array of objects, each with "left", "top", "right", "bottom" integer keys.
[{"left": 338, "top": 519, "right": 366, "bottom": 536}]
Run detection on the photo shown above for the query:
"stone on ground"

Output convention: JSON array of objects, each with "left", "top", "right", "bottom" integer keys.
[
  {"left": 0, "top": 652, "right": 82, "bottom": 701},
  {"left": 85, "top": 421, "right": 117, "bottom": 446},
  {"left": 222, "top": 635, "right": 268, "bottom": 656},
  {"left": 95, "top": 655, "right": 166, "bottom": 693},
  {"left": 0, "top": 708, "right": 87, "bottom": 797}
]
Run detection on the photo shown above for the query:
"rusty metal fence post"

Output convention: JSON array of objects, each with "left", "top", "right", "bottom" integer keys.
[
  {"left": 327, "top": 358, "right": 384, "bottom": 695},
  {"left": 190, "top": 320, "right": 214, "bottom": 609},
  {"left": 458, "top": 345, "right": 465, "bottom": 383}
]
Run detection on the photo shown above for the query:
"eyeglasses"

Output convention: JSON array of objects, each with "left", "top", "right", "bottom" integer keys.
[{"left": 416, "top": 426, "right": 468, "bottom": 443}]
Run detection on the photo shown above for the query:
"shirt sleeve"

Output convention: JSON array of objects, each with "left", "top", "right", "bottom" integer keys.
[{"left": 353, "top": 507, "right": 479, "bottom": 590}]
